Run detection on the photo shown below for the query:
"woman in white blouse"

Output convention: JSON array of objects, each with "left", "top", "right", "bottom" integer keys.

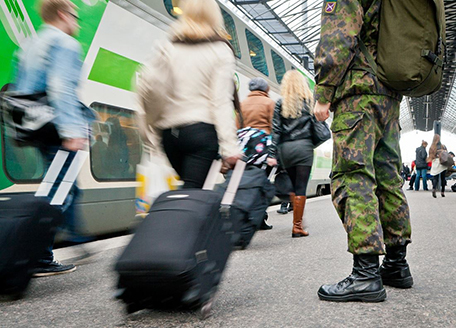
[{"left": 137, "top": 0, "right": 240, "bottom": 188}]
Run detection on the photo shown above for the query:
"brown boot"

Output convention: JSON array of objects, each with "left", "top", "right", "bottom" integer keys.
[
  {"left": 289, "top": 192, "right": 295, "bottom": 206},
  {"left": 292, "top": 196, "right": 309, "bottom": 237}
]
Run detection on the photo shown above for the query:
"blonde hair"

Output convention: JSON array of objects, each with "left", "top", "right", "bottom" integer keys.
[
  {"left": 280, "top": 70, "right": 314, "bottom": 119},
  {"left": 40, "top": 0, "right": 76, "bottom": 23},
  {"left": 171, "top": 0, "right": 227, "bottom": 41}
]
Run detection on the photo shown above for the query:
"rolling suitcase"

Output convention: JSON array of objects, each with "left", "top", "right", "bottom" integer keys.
[
  {"left": 0, "top": 150, "right": 87, "bottom": 298},
  {"left": 115, "top": 160, "right": 246, "bottom": 317},
  {"left": 217, "top": 165, "right": 276, "bottom": 249},
  {"left": 0, "top": 195, "right": 63, "bottom": 298}
]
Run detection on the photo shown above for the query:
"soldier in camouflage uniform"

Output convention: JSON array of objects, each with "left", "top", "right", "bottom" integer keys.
[{"left": 313, "top": 0, "right": 413, "bottom": 302}]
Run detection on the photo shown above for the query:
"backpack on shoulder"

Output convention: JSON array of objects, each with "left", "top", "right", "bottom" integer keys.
[{"left": 360, "top": 0, "right": 446, "bottom": 97}]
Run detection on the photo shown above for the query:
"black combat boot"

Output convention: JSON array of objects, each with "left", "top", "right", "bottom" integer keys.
[
  {"left": 379, "top": 245, "right": 413, "bottom": 288},
  {"left": 318, "top": 254, "right": 386, "bottom": 302}
]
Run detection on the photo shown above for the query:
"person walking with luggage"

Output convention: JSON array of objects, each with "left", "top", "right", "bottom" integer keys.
[
  {"left": 269, "top": 70, "right": 315, "bottom": 238},
  {"left": 13, "top": 0, "right": 94, "bottom": 276},
  {"left": 137, "top": 0, "right": 240, "bottom": 189},
  {"left": 415, "top": 140, "right": 429, "bottom": 191},
  {"left": 314, "top": 0, "right": 412, "bottom": 302},
  {"left": 239, "top": 77, "right": 276, "bottom": 230}
]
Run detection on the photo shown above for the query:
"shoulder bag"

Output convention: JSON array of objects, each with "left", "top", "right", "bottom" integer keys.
[{"left": 311, "top": 116, "right": 331, "bottom": 148}]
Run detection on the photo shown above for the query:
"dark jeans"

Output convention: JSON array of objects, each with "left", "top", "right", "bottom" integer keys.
[
  {"left": 286, "top": 165, "right": 312, "bottom": 196},
  {"left": 415, "top": 168, "right": 428, "bottom": 190},
  {"left": 38, "top": 145, "right": 85, "bottom": 264},
  {"left": 162, "top": 123, "right": 219, "bottom": 189},
  {"left": 432, "top": 171, "right": 447, "bottom": 192}
]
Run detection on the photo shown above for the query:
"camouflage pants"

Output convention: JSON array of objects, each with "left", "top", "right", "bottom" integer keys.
[{"left": 330, "top": 95, "right": 411, "bottom": 255}]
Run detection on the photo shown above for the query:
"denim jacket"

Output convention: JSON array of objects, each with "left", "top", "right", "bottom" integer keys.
[{"left": 13, "top": 25, "right": 91, "bottom": 140}]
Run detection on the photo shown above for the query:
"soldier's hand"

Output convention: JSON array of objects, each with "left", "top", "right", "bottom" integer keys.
[
  {"left": 62, "top": 138, "right": 88, "bottom": 151},
  {"left": 314, "top": 101, "right": 331, "bottom": 121}
]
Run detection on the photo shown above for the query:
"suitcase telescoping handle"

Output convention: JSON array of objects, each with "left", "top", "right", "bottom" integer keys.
[
  {"left": 221, "top": 160, "right": 246, "bottom": 207},
  {"left": 35, "top": 149, "right": 88, "bottom": 205}
]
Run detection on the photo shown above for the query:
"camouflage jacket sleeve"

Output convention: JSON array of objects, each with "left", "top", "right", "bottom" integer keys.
[{"left": 314, "top": 0, "right": 364, "bottom": 104}]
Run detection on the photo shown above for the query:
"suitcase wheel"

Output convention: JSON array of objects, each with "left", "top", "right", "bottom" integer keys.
[{"left": 126, "top": 302, "right": 142, "bottom": 314}]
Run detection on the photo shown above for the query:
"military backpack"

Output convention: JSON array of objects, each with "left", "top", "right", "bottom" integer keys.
[{"left": 360, "top": 0, "right": 446, "bottom": 97}]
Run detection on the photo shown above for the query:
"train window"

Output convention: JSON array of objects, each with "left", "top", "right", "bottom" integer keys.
[
  {"left": 271, "top": 50, "right": 286, "bottom": 84},
  {"left": 89, "top": 103, "right": 142, "bottom": 182},
  {"left": 221, "top": 9, "right": 241, "bottom": 59},
  {"left": 0, "top": 128, "right": 45, "bottom": 182},
  {"left": 245, "top": 29, "right": 269, "bottom": 76},
  {"left": 164, "top": 0, "right": 182, "bottom": 18}
]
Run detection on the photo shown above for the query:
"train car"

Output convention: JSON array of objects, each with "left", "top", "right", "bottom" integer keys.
[{"left": 0, "top": 0, "right": 331, "bottom": 236}]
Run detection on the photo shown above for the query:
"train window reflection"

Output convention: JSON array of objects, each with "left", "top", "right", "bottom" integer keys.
[
  {"left": 90, "top": 103, "right": 142, "bottom": 181},
  {"left": 271, "top": 50, "right": 286, "bottom": 84},
  {"left": 221, "top": 9, "right": 241, "bottom": 59},
  {"left": 245, "top": 29, "right": 269, "bottom": 76},
  {"left": 1, "top": 127, "right": 45, "bottom": 182}
]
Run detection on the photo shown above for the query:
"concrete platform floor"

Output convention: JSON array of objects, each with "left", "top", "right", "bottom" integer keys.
[{"left": 1, "top": 188, "right": 455, "bottom": 327}]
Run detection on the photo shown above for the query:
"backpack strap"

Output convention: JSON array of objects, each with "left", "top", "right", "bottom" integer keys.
[{"left": 358, "top": 39, "right": 377, "bottom": 76}]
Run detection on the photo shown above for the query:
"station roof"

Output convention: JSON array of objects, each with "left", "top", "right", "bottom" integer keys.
[{"left": 228, "top": 0, "right": 456, "bottom": 134}]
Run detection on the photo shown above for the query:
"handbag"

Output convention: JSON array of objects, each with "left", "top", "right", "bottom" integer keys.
[
  {"left": 274, "top": 169, "right": 294, "bottom": 202},
  {"left": 439, "top": 150, "right": 455, "bottom": 167},
  {"left": 311, "top": 116, "right": 331, "bottom": 148},
  {"left": 0, "top": 92, "right": 61, "bottom": 147}
]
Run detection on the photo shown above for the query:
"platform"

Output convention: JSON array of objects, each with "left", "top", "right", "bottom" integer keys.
[{"left": 1, "top": 188, "right": 455, "bottom": 327}]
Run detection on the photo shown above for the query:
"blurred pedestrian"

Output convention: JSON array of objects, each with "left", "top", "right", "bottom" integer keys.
[
  {"left": 13, "top": 0, "right": 95, "bottom": 276},
  {"left": 269, "top": 70, "right": 315, "bottom": 238},
  {"left": 314, "top": 0, "right": 412, "bottom": 302},
  {"left": 428, "top": 135, "right": 448, "bottom": 198},
  {"left": 415, "top": 140, "right": 429, "bottom": 191},
  {"left": 408, "top": 160, "right": 416, "bottom": 190},
  {"left": 137, "top": 0, "right": 240, "bottom": 189}
]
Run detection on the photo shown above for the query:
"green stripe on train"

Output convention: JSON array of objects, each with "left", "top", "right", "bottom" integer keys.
[{"left": 88, "top": 48, "right": 141, "bottom": 91}]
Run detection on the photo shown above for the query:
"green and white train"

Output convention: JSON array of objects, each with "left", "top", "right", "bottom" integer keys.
[{"left": 0, "top": 0, "right": 331, "bottom": 236}]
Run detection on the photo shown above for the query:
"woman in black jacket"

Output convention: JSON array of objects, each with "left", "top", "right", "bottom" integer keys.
[{"left": 269, "top": 70, "right": 315, "bottom": 237}]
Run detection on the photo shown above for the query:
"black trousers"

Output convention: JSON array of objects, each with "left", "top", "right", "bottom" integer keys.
[
  {"left": 432, "top": 171, "right": 447, "bottom": 192},
  {"left": 162, "top": 123, "right": 219, "bottom": 189}
]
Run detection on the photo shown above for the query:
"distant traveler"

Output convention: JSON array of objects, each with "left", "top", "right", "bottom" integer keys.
[
  {"left": 428, "top": 135, "right": 448, "bottom": 198},
  {"left": 137, "top": 0, "right": 240, "bottom": 188},
  {"left": 239, "top": 77, "right": 275, "bottom": 230},
  {"left": 269, "top": 70, "right": 315, "bottom": 238},
  {"left": 13, "top": 0, "right": 94, "bottom": 276},
  {"left": 314, "top": 0, "right": 412, "bottom": 302},
  {"left": 415, "top": 140, "right": 429, "bottom": 191}
]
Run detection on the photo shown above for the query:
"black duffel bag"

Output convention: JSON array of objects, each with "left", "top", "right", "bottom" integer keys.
[
  {"left": 0, "top": 92, "right": 61, "bottom": 147},
  {"left": 274, "top": 169, "right": 294, "bottom": 202}
]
